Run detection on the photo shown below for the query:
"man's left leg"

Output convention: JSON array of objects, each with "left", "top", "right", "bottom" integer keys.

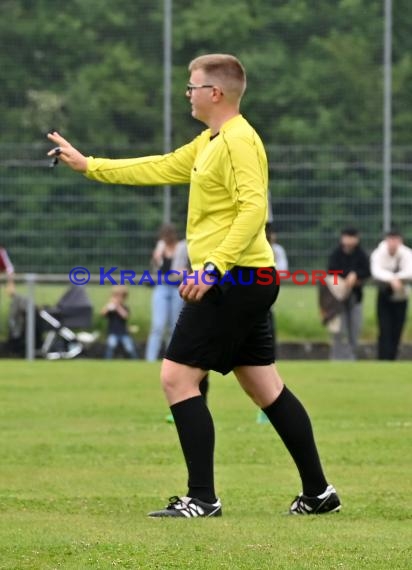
[{"left": 234, "top": 363, "right": 340, "bottom": 515}]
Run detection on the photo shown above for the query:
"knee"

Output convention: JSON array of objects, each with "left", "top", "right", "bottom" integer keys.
[
  {"left": 160, "top": 360, "right": 203, "bottom": 405},
  {"left": 160, "top": 364, "right": 179, "bottom": 394}
]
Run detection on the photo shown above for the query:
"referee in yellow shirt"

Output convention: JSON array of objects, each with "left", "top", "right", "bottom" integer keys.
[{"left": 48, "top": 54, "right": 340, "bottom": 517}]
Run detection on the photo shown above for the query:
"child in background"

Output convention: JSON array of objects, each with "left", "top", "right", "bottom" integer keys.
[{"left": 101, "top": 286, "right": 138, "bottom": 359}]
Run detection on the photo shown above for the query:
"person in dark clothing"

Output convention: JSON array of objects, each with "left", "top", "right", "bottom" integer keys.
[
  {"left": 327, "top": 228, "right": 370, "bottom": 360},
  {"left": 101, "top": 286, "right": 138, "bottom": 359}
]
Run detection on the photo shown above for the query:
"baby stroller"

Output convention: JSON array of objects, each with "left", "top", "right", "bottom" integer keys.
[
  {"left": 7, "top": 293, "right": 43, "bottom": 356},
  {"left": 39, "top": 286, "right": 96, "bottom": 360}
]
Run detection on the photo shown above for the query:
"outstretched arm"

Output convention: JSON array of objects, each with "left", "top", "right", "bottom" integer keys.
[{"left": 47, "top": 131, "right": 198, "bottom": 186}]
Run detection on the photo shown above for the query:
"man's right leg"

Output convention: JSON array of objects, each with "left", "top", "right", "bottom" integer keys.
[{"left": 148, "top": 359, "right": 220, "bottom": 518}]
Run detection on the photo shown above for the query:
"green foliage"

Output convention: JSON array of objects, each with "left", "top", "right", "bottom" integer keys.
[
  {"left": 1, "top": 1, "right": 412, "bottom": 272},
  {"left": 1, "top": 0, "right": 411, "bottom": 145}
]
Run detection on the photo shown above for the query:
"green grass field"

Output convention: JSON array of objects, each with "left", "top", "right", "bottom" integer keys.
[
  {"left": 2, "top": 282, "right": 412, "bottom": 343},
  {"left": 0, "top": 360, "right": 411, "bottom": 569}
]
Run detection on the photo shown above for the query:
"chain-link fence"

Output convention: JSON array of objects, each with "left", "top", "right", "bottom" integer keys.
[
  {"left": 268, "top": 144, "right": 412, "bottom": 270},
  {"left": 1, "top": 1, "right": 411, "bottom": 275},
  {"left": 1, "top": 143, "right": 411, "bottom": 274}
]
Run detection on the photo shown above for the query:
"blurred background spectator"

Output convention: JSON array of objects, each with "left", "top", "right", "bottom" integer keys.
[
  {"left": 101, "top": 285, "right": 138, "bottom": 359},
  {"left": 371, "top": 231, "right": 412, "bottom": 360},
  {"left": 326, "top": 228, "right": 370, "bottom": 360},
  {"left": 145, "top": 224, "right": 187, "bottom": 361}
]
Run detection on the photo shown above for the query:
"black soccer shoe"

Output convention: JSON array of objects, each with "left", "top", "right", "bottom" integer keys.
[
  {"left": 289, "top": 484, "right": 341, "bottom": 515},
  {"left": 148, "top": 496, "right": 222, "bottom": 518}
]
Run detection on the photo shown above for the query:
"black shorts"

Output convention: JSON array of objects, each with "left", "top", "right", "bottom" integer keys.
[{"left": 166, "top": 267, "right": 279, "bottom": 375}]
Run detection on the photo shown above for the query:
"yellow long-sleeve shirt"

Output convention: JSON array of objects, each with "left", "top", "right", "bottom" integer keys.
[{"left": 86, "top": 114, "right": 274, "bottom": 274}]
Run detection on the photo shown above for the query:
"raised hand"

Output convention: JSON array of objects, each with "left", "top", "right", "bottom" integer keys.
[{"left": 47, "top": 131, "right": 88, "bottom": 172}]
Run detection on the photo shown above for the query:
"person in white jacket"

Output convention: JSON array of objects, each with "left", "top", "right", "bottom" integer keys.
[{"left": 370, "top": 231, "right": 412, "bottom": 360}]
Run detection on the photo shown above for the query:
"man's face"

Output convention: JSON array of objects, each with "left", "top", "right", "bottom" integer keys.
[
  {"left": 386, "top": 236, "right": 402, "bottom": 256},
  {"left": 186, "top": 69, "right": 215, "bottom": 123},
  {"left": 340, "top": 234, "right": 359, "bottom": 253}
]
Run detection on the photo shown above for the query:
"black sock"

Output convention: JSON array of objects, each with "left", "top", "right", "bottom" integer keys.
[
  {"left": 263, "top": 386, "right": 328, "bottom": 497},
  {"left": 170, "top": 395, "right": 216, "bottom": 503},
  {"left": 199, "top": 374, "right": 209, "bottom": 404}
]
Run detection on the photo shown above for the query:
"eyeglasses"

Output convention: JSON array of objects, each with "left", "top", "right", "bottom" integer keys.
[{"left": 186, "top": 84, "right": 215, "bottom": 94}]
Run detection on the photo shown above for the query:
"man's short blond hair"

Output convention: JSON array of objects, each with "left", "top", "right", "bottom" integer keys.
[{"left": 188, "top": 54, "right": 247, "bottom": 101}]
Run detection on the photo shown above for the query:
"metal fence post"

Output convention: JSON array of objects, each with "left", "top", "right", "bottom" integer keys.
[
  {"left": 25, "top": 273, "right": 36, "bottom": 361},
  {"left": 383, "top": 0, "right": 392, "bottom": 233},
  {"left": 163, "top": 0, "right": 172, "bottom": 224}
]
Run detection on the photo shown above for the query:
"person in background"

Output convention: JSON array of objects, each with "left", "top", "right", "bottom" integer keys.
[
  {"left": 327, "top": 228, "right": 370, "bottom": 360},
  {"left": 0, "top": 245, "right": 15, "bottom": 293},
  {"left": 101, "top": 286, "right": 138, "bottom": 359},
  {"left": 264, "top": 225, "right": 289, "bottom": 356},
  {"left": 1, "top": 250, "right": 20, "bottom": 354},
  {"left": 269, "top": 228, "right": 289, "bottom": 274},
  {"left": 370, "top": 230, "right": 412, "bottom": 360},
  {"left": 0, "top": 245, "right": 16, "bottom": 346},
  {"left": 257, "top": 226, "right": 289, "bottom": 424},
  {"left": 145, "top": 224, "right": 187, "bottom": 362}
]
